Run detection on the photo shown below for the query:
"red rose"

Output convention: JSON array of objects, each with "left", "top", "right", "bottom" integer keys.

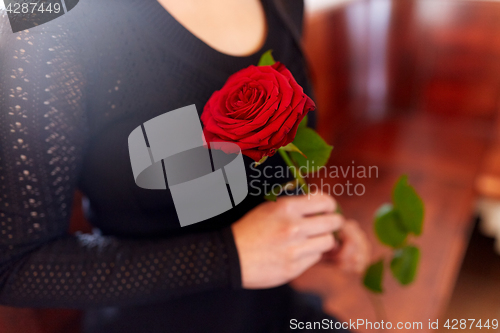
[{"left": 201, "top": 62, "right": 316, "bottom": 162}]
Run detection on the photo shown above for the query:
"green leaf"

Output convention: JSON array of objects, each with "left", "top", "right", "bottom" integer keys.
[
  {"left": 335, "top": 203, "right": 343, "bottom": 215},
  {"left": 264, "top": 180, "right": 298, "bottom": 202},
  {"left": 374, "top": 204, "right": 408, "bottom": 248},
  {"left": 390, "top": 245, "right": 420, "bottom": 285},
  {"left": 363, "top": 259, "right": 384, "bottom": 293},
  {"left": 392, "top": 175, "right": 424, "bottom": 236},
  {"left": 281, "top": 142, "right": 306, "bottom": 158},
  {"left": 254, "top": 155, "right": 268, "bottom": 167},
  {"left": 264, "top": 191, "right": 278, "bottom": 202},
  {"left": 289, "top": 127, "right": 333, "bottom": 174},
  {"left": 258, "top": 50, "right": 276, "bottom": 66},
  {"left": 298, "top": 115, "right": 308, "bottom": 129}
]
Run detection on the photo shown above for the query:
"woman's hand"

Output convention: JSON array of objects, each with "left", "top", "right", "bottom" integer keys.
[
  {"left": 232, "top": 193, "right": 343, "bottom": 289},
  {"left": 322, "top": 219, "right": 370, "bottom": 274}
]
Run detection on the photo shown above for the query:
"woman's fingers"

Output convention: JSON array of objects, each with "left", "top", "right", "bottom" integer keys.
[
  {"left": 293, "top": 253, "right": 323, "bottom": 276},
  {"left": 293, "top": 233, "right": 336, "bottom": 259},
  {"left": 233, "top": 193, "right": 352, "bottom": 289},
  {"left": 333, "top": 220, "right": 371, "bottom": 273},
  {"left": 299, "top": 213, "right": 344, "bottom": 237},
  {"left": 280, "top": 193, "right": 337, "bottom": 217}
]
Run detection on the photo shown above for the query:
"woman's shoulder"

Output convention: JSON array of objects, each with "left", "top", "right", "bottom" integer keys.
[
  {"left": 271, "top": 0, "right": 305, "bottom": 35},
  {"left": 0, "top": 0, "right": 115, "bottom": 77},
  {"left": 0, "top": 3, "right": 87, "bottom": 132},
  {"left": 0, "top": 2, "right": 83, "bottom": 48},
  {"left": 0, "top": 6, "right": 9, "bottom": 34},
  {"left": 0, "top": 0, "right": 112, "bottom": 42}
]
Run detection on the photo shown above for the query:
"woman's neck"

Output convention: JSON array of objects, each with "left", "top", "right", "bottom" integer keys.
[{"left": 156, "top": 0, "right": 268, "bottom": 57}]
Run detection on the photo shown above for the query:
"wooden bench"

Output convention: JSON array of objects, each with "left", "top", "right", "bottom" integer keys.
[{"left": 292, "top": 0, "right": 500, "bottom": 331}]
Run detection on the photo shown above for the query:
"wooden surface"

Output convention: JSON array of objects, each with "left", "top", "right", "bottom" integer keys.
[
  {"left": 292, "top": 113, "right": 492, "bottom": 331},
  {"left": 292, "top": 0, "right": 500, "bottom": 331},
  {"left": 477, "top": 116, "right": 500, "bottom": 199}
]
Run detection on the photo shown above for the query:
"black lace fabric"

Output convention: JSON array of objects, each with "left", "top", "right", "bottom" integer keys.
[
  {"left": 0, "top": 9, "right": 239, "bottom": 309},
  {"left": 0, "top": 3, "right": 310, "bottom": 326}
]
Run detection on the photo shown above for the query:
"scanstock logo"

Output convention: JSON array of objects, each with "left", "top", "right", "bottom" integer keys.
[
  {"left": 3, "top": 0, "right": 79, "bottom": 33},
  {"left": 128, "top": 105, "right": 249, "bottom": 227}
]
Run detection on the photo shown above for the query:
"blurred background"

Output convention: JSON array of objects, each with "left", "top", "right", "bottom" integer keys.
[
  {"left": 1, "top": 0, "right": 500, "bottom": 332},
  {"left": 293, "top": 0, "right": 500, "bottom": 332}
]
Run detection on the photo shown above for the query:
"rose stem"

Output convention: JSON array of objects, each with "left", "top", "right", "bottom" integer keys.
[
  {"left": 277, "top": 147, "right": 343, "bottom": 243},
  {"left": 277, "top": 148, "right": 308, "bottom": 193}
]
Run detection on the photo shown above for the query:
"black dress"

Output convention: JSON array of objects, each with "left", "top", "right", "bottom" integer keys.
[{"left": 0, "top": 0, "right": 348, "bottom": 331}]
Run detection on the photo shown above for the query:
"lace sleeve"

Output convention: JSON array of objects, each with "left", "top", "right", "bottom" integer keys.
[{"left": 0, "top": 11, "right": 241, "bottom": 309}]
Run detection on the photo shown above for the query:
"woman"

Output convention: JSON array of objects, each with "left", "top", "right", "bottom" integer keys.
[{"left": 0, "top": 0, "right": 369, "bottom": 331}]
